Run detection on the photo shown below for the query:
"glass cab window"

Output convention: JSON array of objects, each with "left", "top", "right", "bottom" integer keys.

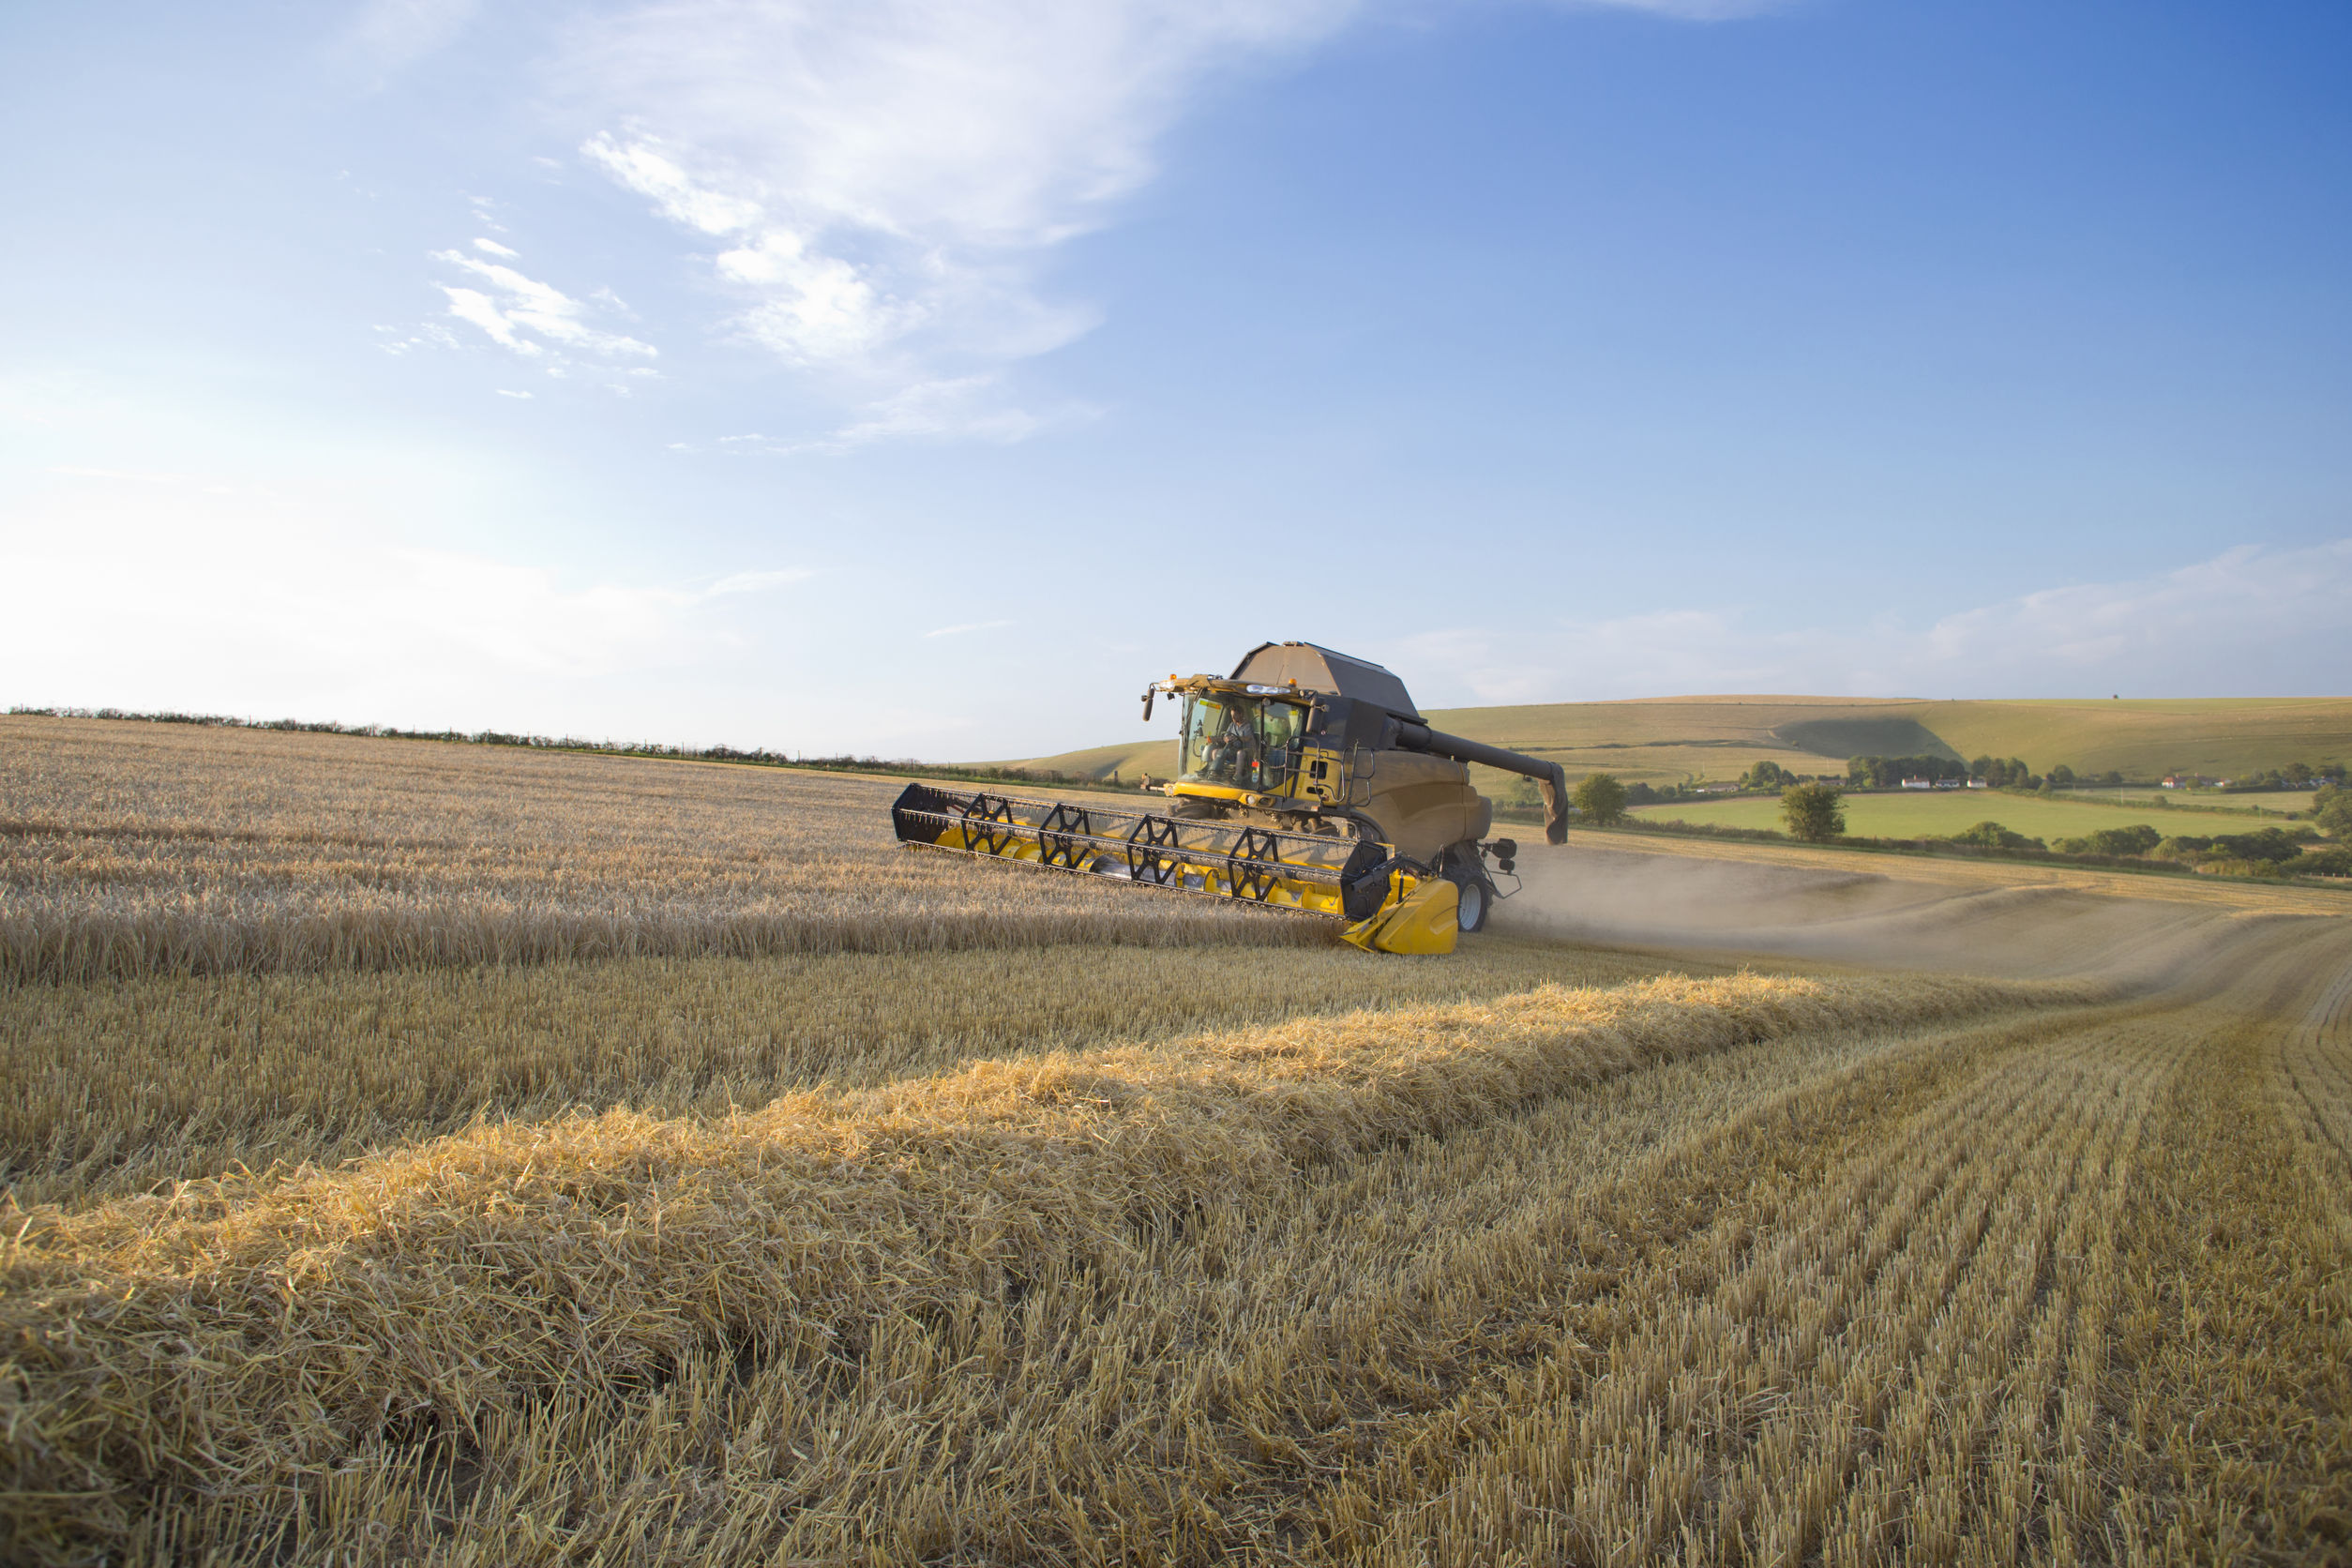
[{"left": 1180, "top": 695, "right": 1304, "bottom": 792}]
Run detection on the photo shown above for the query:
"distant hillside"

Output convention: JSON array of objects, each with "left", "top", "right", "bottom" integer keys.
[
  {"left": 989, "top": 739, "right": 1177, "bottom": 783},
  {"left": 998, "top": 696, "right": 2352, "bottom": 790}
]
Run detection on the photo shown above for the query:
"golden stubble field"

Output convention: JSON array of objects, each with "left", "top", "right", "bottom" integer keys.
[
  {"left": 4, "top": 717, "right": 2350, "bottom": 1566},
  {"left": 0, "top": 716, "right": 1316, "bottom": 985}
]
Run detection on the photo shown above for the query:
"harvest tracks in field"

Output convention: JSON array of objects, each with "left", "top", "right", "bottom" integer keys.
[
  {"left": 0, "top": 717, "right": 1318, "bottom": 985},
  {"left": 9, "top": 927, "right": 2352, "bottom": 1563},
  {"left": 3, "top": 718, "right": 2349, "bottom": 1564}
]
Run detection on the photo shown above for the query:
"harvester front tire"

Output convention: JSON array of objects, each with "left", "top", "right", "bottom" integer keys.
[{"left": 1451, "top": 871, "right": 1489, "bottom": 933}]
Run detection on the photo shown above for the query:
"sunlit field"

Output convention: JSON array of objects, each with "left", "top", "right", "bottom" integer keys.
[
  {"left": 5, "top": 718, "right": 2348, "bottom": 1565},
  {"left": 0, "top": 716, "right": 1315, "bottom": 985}
]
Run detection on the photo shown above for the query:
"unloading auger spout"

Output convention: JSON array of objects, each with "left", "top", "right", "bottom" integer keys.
[
  {"left": 890, "top": 641, "right": 1571, "bottom": 954},
  {"left": 1391, "top": 724, "right": 1571, "bottom": 848}
]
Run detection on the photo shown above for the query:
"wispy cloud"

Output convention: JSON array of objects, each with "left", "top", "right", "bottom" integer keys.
[
  {"left": 558, "top": 0, "right": 1362, "bottom": 441},
  {"left": 1395, "top": 539, "right": 2352, "bottom": 704},
  {"left": 823, "top": 375, "right": 1088, "bottom": 448},
  {"left": 546, "top": 0, "right": 1793, "bottom": 448},
  {"left": 924, "top": 619, "right": 1015, "bottom": 638},
  {"left": 687, "top": 375, "right": 1092, "bottom": 454},
  {"left": 433, "top": 248, "right": 657, "bottom": 362},
  {"left": 1907, "top": 540, "right": 2352, "bottom": 686}
]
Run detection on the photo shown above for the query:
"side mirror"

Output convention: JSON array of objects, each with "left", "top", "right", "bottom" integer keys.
[{"left": 1140, "top": 689, "right": 1155, "bottom": 722}]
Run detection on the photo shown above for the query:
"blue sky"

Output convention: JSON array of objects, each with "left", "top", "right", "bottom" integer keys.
[{"left": 5, "top": 0, "right": 2348, "bottom": 760}]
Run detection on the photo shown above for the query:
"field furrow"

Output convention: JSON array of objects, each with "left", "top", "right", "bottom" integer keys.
[
  {"left": 4, "top": 975, "right": 2064, "bottom": 1563},
  {"left": 5, "top": 721, "right": 2346, "bottom": 1565},
  {"left": 0, "top": 719, "right": 1325, "bottom": 985},
  {"left": 1307, "top": 1005, "right": 2170, "bottom": 1567},
  {"left": 2088, "top": 957, "right": 2352, "bottom": 1561},
  {"left": 0, "top": 939, "right": 1699, "bottom": 1210}
]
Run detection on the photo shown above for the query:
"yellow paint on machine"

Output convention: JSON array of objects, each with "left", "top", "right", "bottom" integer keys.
[
  {"left": 1341, "top": 877, "right": 1459, "bottom": 955},
  {"left": 933, "top": 822, "right": 1352, "bottom": 916}
]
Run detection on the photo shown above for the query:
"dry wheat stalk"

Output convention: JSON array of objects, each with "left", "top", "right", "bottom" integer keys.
[
  {"left": 4, "top": 969, "right": 2073, "bottom": 1562},
  {"left": 6, "top": 716, "right": 2349, "bottom": 1566},
  {"left": 0, "top": 717, "right": 1318, "bottom": 984}
]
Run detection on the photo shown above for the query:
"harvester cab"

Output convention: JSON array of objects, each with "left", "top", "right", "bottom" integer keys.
[{"left": 891, "top": 641, "right": 1569, "bottom": 955}]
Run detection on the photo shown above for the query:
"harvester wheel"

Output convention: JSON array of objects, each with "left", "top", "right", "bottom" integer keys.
[{"left": 1435, "top": 843, "right": 1493, "bottom": 933}]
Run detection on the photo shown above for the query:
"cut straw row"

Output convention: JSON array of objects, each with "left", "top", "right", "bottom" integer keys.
[{"left": 1, "top": 970, "right": 2077, "bottom": 1560}]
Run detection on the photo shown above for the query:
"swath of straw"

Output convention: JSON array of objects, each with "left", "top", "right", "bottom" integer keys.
[{"left": 0, "top": 970, "right": 2091, "bottom": 1559}]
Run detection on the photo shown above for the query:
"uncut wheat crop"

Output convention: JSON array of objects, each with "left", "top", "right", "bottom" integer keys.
[
  {"left": 0, "top": 716, "right": 1322, "bottom": 983},
  {"left": 5, "top": 717, "right": 2350, "bottom": 1566}
]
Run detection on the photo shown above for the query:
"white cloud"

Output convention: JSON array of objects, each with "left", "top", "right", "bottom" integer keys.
[
  {"left": 559, "top": 0, "right": 1360, "bottom": 434},
  {"left": 433, "top": 249, "right": 658, "bottom": 360},
  {"left": 684, "top": 374, "right": 1085, "bottom": 453},
  {"left": 577, "top": 128, "right": 1094, "bottom": 380},
  {"left": 825, "top": 376, "right": 1072, "bottom": 447},
  {"left": 440, "top": 285, "right": 535, "bottom": 353},
  {"left": 925, "top": 619, "right": 1015, "bottom": 638},
  {"left": 495, "top": 388, "right": 535, "bottom": 399},
  {"left": 426, "top": 247, "right": 658, "bottom": 391},
  {"left": 1909, "top": 540, "right": 2352, "bottom": 686},
  {"left": 578, "top": 133, "right": 766, "bottom": 237},
  {"left": 1396, "top": 611, "right": 1774, "bottom": 705},
  {"left": 546, "top": 0, "right": 1799, "bottom": 447},
  {"left": 1391, "top": 540, "right": 2352, "bottom": 705},
  {"left": 372, "top": 321, "right": 449, "bottom": 355}
]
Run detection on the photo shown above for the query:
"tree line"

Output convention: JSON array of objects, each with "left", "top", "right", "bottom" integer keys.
[
  {"left": 1841, "top": 755, "right": 2135, "bottom": 790},
  {"left": 1561, "top": 772, "right": 2352, "bottom": 880}
]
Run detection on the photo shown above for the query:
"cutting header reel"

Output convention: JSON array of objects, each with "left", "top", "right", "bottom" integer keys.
[{"left": 892, "top": 641, "right": 1568, "bottom": 954}]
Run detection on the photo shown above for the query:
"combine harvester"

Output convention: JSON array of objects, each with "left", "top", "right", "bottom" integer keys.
[{"left": 891, "top": 641, "right": 1569, "bottom": 954}]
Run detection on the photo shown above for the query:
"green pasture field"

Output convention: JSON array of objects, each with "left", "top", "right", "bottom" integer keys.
[
  {"left": 1010, "top": 695, "right": 2352, "bottom": 791},
  {"left": 1624, "top": 789, "right": 2299, "bottom": 842},
  {"left": 2075, "top": 788, "right": 2315, "bottom": 816}
]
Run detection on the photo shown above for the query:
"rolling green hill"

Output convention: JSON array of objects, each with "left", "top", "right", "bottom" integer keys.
[{"left": 1003, "top": 695, "right": 2352, "bottom": 790}]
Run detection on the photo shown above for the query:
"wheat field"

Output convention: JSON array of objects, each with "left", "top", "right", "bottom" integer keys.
[
  {"left": 4, "top": 718, "right": 2349, "bottom": 1565},
  {"left": 0, "top": 716, "right": 1315, "bottom": 985}
]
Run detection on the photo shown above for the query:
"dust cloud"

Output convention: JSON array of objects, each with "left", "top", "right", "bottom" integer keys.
[{"left": 1490, "top": 841, "right": 2307, "bottom": 993}]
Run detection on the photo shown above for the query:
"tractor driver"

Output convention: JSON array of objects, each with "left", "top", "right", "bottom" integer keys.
[{"left": 1204, "top": 706, "right": 1256, "bottom": 784}]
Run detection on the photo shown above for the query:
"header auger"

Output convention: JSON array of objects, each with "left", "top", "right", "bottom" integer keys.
[{"left": 890, "top": 641, "right": 1570, "bottom": 954}]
